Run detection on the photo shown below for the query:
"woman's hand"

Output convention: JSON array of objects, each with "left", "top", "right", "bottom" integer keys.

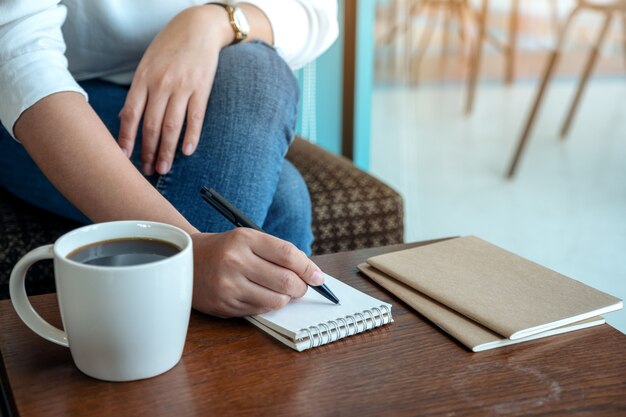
[
  {"left": 191, "top": 228, "right": 325, "bottom": 317},
  {"left": 117, "top": 5, "right": 233, "bottom": 176}
]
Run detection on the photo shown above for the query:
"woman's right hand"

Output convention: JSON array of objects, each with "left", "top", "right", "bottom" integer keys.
[{"left": 191, "top": 228, "right": 325, "bottom": 317}]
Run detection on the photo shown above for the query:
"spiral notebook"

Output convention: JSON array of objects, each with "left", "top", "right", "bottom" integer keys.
[{"left": 246, "top": 274, "right": 393, "bottom": 351}]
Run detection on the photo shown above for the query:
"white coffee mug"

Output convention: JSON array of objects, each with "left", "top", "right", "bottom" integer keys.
[{"left": 9, "top": 220, "right": 193, "bottom": 382}]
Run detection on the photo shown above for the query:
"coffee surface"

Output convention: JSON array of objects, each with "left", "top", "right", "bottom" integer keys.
[{"left": 68, "top": 238, "right": 181, "bottom": 266}]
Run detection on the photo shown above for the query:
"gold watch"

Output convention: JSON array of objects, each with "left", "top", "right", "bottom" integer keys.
[{"left": 207, "top": 3, "right": 250, "bottom": 44}]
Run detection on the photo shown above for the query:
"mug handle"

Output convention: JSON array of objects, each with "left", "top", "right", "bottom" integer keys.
[{"left": 9, "top": 245, "right": 68, "bottom": 347}]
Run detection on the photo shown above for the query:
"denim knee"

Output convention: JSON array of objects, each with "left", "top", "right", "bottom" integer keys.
[
  {"left": 263, "top": 161, "right": 313, "bottom": 254},
  {"left": 209, "top": 41, "right": 300, "bottom": 147}
]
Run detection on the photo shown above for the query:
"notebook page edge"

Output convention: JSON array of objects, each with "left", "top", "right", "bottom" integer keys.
[
  {"left": 474, "top": 317, "right": 606, "bottom": 351},
  {"left": 509, "top": 302, "right": 622, "bottom": 340}
]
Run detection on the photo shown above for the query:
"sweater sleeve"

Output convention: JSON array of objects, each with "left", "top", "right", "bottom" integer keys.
[
  {"left": 0, "top": 0, "right": 87, "bottom": 138},
  {"left": 235, "top": 0, "right": 338, "bottom": 69}
]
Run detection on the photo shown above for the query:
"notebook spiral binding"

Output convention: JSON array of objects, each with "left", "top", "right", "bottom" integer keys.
[{"left": 302, "top": 305, "right": 392, "bottom": 349}]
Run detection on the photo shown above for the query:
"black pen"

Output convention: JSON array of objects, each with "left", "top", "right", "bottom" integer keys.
[{"left": 200, "top": 186, "right": 340, "bottom": 304}]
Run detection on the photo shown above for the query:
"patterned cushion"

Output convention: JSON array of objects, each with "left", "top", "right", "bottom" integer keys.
[
  {"left": 286, "top": 138, "right": 404, "bottom": 254},
  {"left": 0, "top": 137, "right": 404, "bottom": 299},
  {"left": 0, "top": 191, "right": 80, "bottom": 298}
]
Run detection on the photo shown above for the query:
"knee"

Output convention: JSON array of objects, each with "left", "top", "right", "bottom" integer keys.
[
  {"left": 264, "top": 162, "right": 313, "bottom": 254},
  {"left": 211, "top": 41, "right": 299, "bottom": 127}
]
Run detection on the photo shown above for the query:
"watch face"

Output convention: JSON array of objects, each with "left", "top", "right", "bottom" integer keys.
[{"left": 233, "top": 8, "right": 250, "bottom": 36}]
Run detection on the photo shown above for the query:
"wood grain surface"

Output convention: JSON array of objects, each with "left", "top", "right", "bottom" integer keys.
[{"left": 1, "top": 241, "right": 625, "bottom": 417}]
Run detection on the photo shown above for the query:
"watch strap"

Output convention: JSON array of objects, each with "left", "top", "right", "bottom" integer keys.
[{"left": 206, "top": 3, "right": 248, "bottom": 44}]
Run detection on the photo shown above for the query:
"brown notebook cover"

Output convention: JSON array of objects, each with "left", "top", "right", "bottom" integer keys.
[
  {"left": 366, "top": 236, "right": 622, "bottom": 340},
  {"left": 358, "top": 263, "right": 605, "bottom": 352}
]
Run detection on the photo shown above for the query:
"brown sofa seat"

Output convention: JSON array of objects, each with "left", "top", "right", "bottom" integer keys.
[
  {"left": 287, "top": 138, "right": 404, "bottom": 254},
  {"left": 0, "top": 137, "right": 404, "bottom": 298}
]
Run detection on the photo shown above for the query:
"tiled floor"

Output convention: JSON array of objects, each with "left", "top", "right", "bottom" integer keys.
[{"left": 370, "top": 76, "right": 626, "bottom": 334}]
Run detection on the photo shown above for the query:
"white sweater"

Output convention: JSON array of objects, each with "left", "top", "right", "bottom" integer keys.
[{"left": 0, "top": 0, "right": 338, "bottom": 137}]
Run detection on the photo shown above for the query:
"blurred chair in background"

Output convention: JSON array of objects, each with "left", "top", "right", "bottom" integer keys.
[
  {"left": 378, "top": 0, "right": 526, "bottom": 114},
  {"left": 466, "top": 0, "right": 521, "bottom": 114},
  {"left": 507, "top": 0, "right": 626, "bottom": 178},
  {"left": 379, "top": 0, "right": 474, "bottom": 85}
]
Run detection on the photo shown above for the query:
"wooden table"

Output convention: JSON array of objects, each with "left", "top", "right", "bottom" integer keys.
[{"left": 1, "top": 241, "right": 626, "bottom": 416}]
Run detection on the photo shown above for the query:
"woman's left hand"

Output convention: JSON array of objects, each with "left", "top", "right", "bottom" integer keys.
[{"left": 117, "top": 5, "right": 233, "bottom": 176}]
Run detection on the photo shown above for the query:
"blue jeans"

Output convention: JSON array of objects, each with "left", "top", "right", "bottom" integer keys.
[{"left": 0, "top": 41, "right": 313, "bottom": 254}]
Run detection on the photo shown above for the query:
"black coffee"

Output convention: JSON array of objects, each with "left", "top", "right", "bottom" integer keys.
[{"left": 67, "top": 238, "right": 181, "bottom": 266}]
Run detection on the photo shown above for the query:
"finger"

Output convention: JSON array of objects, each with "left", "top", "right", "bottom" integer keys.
[
  {"left": 118, "top": 83, "right": 148, "bottom": 158},
  {"left": 251, "top": 234, "right": 325, "bottom": 287},
  {"left": 181, "top": 91, "right": 209, "bottom": 156},
  {"left": 235, "top": 281, "right": 291, "bottom": 315},
  {"left": 141, "top": 92, "right": 169, "bottom": 175},
  {"left": 241, "top": 256, "right": 309, "bottom": 299},
  {"left": 156, "top": 94, "right": 188, "bottom": 175}
]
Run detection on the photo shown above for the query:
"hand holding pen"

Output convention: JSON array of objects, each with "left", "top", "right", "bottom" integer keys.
[
  {"left": 201, "top": 186, "right": 340, "bottom": 305},
  {"left": 189, "top": 219, "right": 333, "bottom": 318}
]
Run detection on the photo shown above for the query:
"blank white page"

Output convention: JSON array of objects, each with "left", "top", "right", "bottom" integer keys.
[{"left": 251, "top": 274, "right": 392, "bottom": 340}]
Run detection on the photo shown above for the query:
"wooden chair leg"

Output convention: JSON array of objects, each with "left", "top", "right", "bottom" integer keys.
[
  {"left": 506, "top": 6, "right": 580, "bottom": 178},
  {"left": 394, "top": 0, "right": 411, "bottom": 83},
  {"left": 465, "top": 0, "right": 489, "bottom": 115},
  {"left": 549, "top": 0, "right": 561, "bottom": 39},
  {"left": 505, "top": 0, "right": 519, "bottom": 84},
  {"left": 560, "top": 11, "right": 613, "bottom": 139},
  {"left": 457, "top": 0, "right": 473, "bottom": 57},
  {"left": 441, "top": 3, "right": 452, "bottom": 69},
  {"left": 622, "top": 13, "right": 626, "bottom": 70},
  {"left": 403, "top": 0, "right": 420, "bottom": 83},
  {"left": 411, "top": 0, "right": 439, "bottom": 84},
  {"left": 506, "top": 50, "right": 560, "bottom": 177},
  {"left": 454, "top": 1, "right": 467, "bottom": 50},
  {"left": 382, "top": 2, "right": 400, "bottom": 44}
]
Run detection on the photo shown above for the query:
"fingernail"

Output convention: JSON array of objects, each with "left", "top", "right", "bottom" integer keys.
[
  {"left": 157, "top": 160, "right": 169, "bottom": 175},
  {"left": 184, "top": 143, "right": 195, "bottom": 156},
  {"left": 142, "top": 163, "right": 154, "bottom": 176},
  {"left": 311, "top": 271, "right": 325, "bottom": 286},
  {"left": 121, "top": 148, "right": 130, "bottom": 158}
]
